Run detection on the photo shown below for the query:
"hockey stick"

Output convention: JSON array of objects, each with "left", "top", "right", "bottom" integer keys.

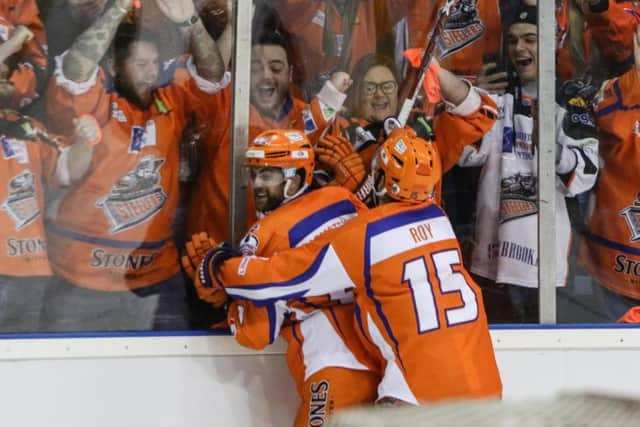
[{"left": 396, "top": 0, "right": 458, "bottom": 127}]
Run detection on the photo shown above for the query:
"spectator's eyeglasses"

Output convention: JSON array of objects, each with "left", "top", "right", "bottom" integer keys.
[{"left": 362, "top": 81, "right": 398, "bottom": 96}]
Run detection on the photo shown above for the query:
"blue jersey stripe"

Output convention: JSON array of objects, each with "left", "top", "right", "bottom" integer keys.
[
  {"left": 364, "top": 221, "right": 404, "bottom": 369},
  {"left": 267, "top": 304, "right": 277, "bottom": 344},
  {"left": 225, "top": 245, "right": 331, "bottom": 306},
  {"left": 48, "top": 224, "right": 170, "bottom": 250},
  {"left": 594, "top": 79, "right": 640, "bottom": 119},
  {"left": 367, "top": 203, "right": 445, "bottom": 237},
  {"left": 361, "top": 203, "right": 447, "bottom": 369},
  {"left": 582, "top": 230, "right": 640, "bottom": 256},
  {"left": 288, "top": 200, "right": 357, "bottom": 248}
]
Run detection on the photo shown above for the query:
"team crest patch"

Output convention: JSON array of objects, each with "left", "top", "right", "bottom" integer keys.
[
  {"left": 111, "top": 102, "right": 127, "bottom": 122},
  {"left": 620, "top": 193, "right": 640, "bottom": 243},
  {"left": 437, "top": 0, "right": 485, "bottom": 59},
  {"left": 96, "top": 156, "right": 168, "bottom": 234},
  {"left": 499, "top": 173, "right": 537, "bottom": 223},
  {"left": 1, "top": 136, "right": 29, "bottom": 164},
  {"left": 239, "top": 232, "right": 259, "bottom": 256},
  {"left": 302, "top": 109, "right": 318, "bottom": 134},
  {"left": 393, "top": 139, "right": 407, "bottom": 154},
  {"left": 129, "top": 120, "right": 157, "bottom": 153},
  {"left": 1, "top": 170, "right": 39, "bottom": 230}
]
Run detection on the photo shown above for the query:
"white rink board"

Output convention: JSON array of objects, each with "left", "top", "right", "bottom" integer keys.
[{"left": 1, "top": 329, "right": 640, "bottom": 427}]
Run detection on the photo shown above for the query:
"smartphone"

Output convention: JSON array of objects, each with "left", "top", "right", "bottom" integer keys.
[{"left": 482, "top": 53, "right": 508, "bottom": 78}]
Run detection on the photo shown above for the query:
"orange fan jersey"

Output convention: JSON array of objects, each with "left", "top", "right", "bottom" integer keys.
[
  {"left": 227, "top": 186, "right": 380, "bottom": 424},
  {"left": 580, "top": 67, "right": 640, "bottom": 300},
  {"left": 187, "top": 87, "right": 342, "bottom": 243},
  {"left": 46, "top": 57, "right": 230, "bottom": 291},
  {"left": 584, "top": 0, "right": 639, "bottom": 76},
  {"left": 0, "top": 0, "right": 47, "bottom": 109},
  {"left": 273, "top": 0, "right": 409, "bottom": 88},
  {"left": 0, "top": 111, "right": 61, "bottom": 276},
  {"left": 408, "top": 0, "right": 502, "bottom": 81},
  {"left": 217, "top": 201, "right": 502, "bottom": 403}
]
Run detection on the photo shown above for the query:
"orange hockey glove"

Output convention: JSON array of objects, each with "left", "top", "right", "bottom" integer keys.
[
  {"left": 181, "top": 232, "right": 218, "bottom": 279},
  {"left": 227, "top": 301, "right": 278, "bottom": 350},
  {"left": 316, "top": 134, "right": 366, "bottom": 192},
  {"left": 194, "top": 242, "right": 241, "bottom": 308},
  {"left": 316, "top": 134, "right": 354, "bottom": 162}
]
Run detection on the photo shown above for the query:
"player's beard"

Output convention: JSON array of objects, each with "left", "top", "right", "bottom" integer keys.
[{"left": 253, "top": 187, "right": 285, "bottom": 214}]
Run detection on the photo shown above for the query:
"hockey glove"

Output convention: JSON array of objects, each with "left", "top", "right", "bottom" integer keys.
[
  {"left": 194, "top": 242, "right": 241, "bottom": 308},
  {"left": 316, "top": 134, "right": 367, "bottom": 193},
  {"left": 227, "top": 301, "right": 279, "bottom": 350},
  {"left": 181, "top": 232, "right": 218, "bottom": 279}
]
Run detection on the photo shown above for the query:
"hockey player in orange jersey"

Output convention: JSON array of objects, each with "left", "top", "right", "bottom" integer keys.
[
  {"left": 43, "top": 0, "right": 229, "bottom": 331},
  {"left": 186, "top": 24, "right": 354, "bottom": 244},
  {"left": 192, "top": 127, "right": 502, "bottom": 404},
  {"left": 0, "top": 0, "right": 47, "bottom": 110},
  {"left": 183, "top": 129, "right": 380, "bottom": 427},
  {"left": 579, "top": 25, "right": 640, "bottom": 320}
]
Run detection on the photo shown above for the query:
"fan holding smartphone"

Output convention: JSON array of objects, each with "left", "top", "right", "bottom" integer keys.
[{"left": 477, "top": 53, "right": 512, "bottom": 94}]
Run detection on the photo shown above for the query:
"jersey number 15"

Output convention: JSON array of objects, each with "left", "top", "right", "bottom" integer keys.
[{"left": 402, "top": 249, "right": 479, "bottom": 334}]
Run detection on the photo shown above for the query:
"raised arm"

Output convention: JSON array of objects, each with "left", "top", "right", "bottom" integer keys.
[
  {"left": 214, "top": 0, "right": 234, "bottom": 68},
  {"left": 437, "top": 63, "right": 471, "bottom": 106},
  {"left": 62, "top": 0, "right": 132, "bottom": 82},
  {"left": 155, "top": 0, "right": 226, "bottom": 82}
]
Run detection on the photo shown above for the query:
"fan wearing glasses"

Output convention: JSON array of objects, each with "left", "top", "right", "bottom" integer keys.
[{"left": 326, "top": 53, "right": 499, "bottom": 196}]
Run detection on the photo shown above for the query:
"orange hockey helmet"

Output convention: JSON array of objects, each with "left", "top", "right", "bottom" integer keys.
[
  {"left": 372, "top": 127, "right": 441, "bottom": 203},
  {"left": 245, "top": 129, "right": 315, "bottom": 197},
  {"left": 245, "top": 129, "right": 315, "bottom": 185}
]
